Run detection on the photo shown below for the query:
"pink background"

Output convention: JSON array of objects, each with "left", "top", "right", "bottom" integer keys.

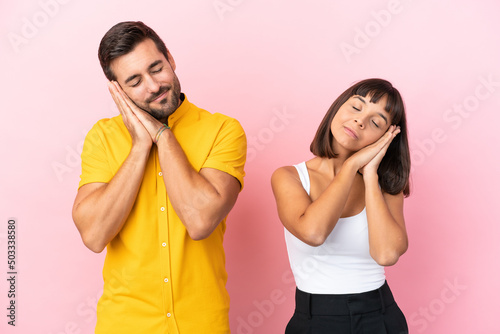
[{"left": 1, "top": 0, "right": 499, "bottom": 333}]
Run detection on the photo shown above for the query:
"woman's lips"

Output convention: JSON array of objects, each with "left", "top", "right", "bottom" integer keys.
[{"left": 344, "top": 126, "right": 358, "bottom": 139}]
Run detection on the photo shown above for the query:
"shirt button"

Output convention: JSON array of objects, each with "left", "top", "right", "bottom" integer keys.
[
  {"left": 164, "top": 278, "right": 169, "bottom": 283},
  {"left": 167, "top": 313, "right": 172, "bottom": 317},
  {"left": 159, "top": 172, "right": 163, "bottom": 176},
  {"left": 162, "top": 242, "right": 166, "bottom": 247},
  {"left": 160, "top": 207, "right": 165, "bottom": 212}
]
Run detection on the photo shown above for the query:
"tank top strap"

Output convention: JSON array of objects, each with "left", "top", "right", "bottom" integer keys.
[{"left": 293, "top": 162, "right": 311, "bottom": 195}]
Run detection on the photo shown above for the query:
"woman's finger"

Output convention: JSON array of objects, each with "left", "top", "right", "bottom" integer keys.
[
  {"left": 380, "top": 127, "right": 400, "bottom": 152},
  {"left": 372, "top": 125, "right": 395, "bottom": 150}
]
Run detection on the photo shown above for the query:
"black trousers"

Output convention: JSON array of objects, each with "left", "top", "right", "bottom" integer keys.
[{"left": 285, "top": 281, "right": 408, "bottom": 334}]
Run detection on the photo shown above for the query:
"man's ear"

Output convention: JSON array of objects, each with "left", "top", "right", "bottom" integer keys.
[{"left": 166, "top": 49, "right": 176, "bottom": 71}]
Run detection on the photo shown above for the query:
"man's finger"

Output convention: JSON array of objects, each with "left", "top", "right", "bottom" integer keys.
[
  {"left": 112, "top": 81, "right": 147, "bottom": 119},
  {"left": 112, "top": 81, "right": 138, "bottom": 111},
  {"left": 108, "top": 82, "right": 139, "bottom": 127},
  {"left": 111, "top": 82, "right": 134, "bottom": 116},
  {"left": 108, "top": 83, "right": 126, "bottom": 117}
]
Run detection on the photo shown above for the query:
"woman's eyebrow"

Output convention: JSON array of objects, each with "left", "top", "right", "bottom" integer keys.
[
  {"left": 378, "top": 113, "right": 388, "bottom": 124},
  {"left": 354, "top": 96, "right": 388, "bottom": 124},
  {"left": 354, "top": 96, "right": 366, "bottom": 104}
]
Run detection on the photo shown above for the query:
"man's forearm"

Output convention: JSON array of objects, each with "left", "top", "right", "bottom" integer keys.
[
  {"left": 73, "top": 144, "right": 151, "bottom": 252},
  {"left": 156, "top": 129, "right": 239, "bottom": 240}
]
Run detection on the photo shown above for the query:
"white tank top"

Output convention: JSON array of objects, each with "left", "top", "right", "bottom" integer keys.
[{"left": 284, "top": 162, "right": 385, "bottom": 294}]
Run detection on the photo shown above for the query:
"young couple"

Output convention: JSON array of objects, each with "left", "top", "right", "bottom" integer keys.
[{"left": 73, "top": 20, "right": 410, "bottom": 334}]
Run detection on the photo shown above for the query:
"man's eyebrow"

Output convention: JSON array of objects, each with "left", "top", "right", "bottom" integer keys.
[
  {"left": 124, "top": 60, "right": 163, "bottom": 84},
  {"left": 354, "top": 96, "right": 388, "bottom": 124},
  {"left": 148, "top": 60, "right": 163, "bottom": 70},
  {"left": 124, "top": 74, "right": 139, "bottom": 84}
]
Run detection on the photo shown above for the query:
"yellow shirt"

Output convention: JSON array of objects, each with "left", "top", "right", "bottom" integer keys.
[{"left": 79, "top": 95, "right": 246, "bottom": 333}]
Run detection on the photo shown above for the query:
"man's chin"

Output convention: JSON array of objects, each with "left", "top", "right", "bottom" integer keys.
[
  {"left": 143, "top": 108, "right": 165, "bottom": 121},
  {"left": 148, "top": 106, "right": 176, "bottom": 122}
]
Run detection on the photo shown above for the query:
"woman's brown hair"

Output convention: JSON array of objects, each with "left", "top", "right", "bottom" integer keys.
[{"left": 310, "top": 78, "right": 411, "bottom": 196}]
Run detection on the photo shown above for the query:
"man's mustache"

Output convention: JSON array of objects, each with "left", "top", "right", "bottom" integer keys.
[{"left": 146, "top": 86, "right": 169, "bottom": 103}]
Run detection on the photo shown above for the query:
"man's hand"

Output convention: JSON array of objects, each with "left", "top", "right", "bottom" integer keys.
[{"left": 108, "top": 81, "right": 164, "bottom": 142}]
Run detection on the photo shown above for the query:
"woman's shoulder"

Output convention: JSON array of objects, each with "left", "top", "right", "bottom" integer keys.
[
  {"left": 273, "top": 157, "right": 322, "bottom": 176},
  {"left": 272, "top": 165, "right": 298, "bottom": 181},
  {"left": 271, "top": 164, "right": 310, "bottom": 197},
  {"left": 272, "top": 157, "right": 321, "bottom": 187}
]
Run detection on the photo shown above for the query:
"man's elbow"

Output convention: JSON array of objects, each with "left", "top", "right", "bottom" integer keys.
[
  {"left": 185, "top": 217, "right": 221, "bottom": 241},
  {"left": 188, "top": 231, "right": 211, "bottom": 241},
  {"left": 72, "top": 206, "right": 106, "bottom": 253},
  {"left": 84, "top": 239, "right": 107, "bottom": 253},
  {"left": 74, "top": 217, "right": 107, "bottom": 253},
  {"left": 80, "top": 231, "right": 107, "bottom": 253}
]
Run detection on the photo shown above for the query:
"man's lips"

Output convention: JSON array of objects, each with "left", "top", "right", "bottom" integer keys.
[
  {"left": 344, "top": 126, "right": 358, "bottom": 139},
  {"left": 150, "top": 90, "right": 168, "bottom": 103}
]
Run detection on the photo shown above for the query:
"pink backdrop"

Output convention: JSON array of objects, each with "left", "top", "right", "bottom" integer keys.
[{"left": 1, "top": 0, "right": 499, "bottom": 333}]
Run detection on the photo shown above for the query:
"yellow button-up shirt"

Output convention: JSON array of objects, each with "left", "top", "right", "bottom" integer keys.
[{"left": 79, "top": 95, "right": 246, "bottom": 333}]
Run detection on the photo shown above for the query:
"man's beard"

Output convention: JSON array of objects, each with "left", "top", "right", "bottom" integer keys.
[{"left": 137, "top": 76, "right": 181, "bottom": 122}]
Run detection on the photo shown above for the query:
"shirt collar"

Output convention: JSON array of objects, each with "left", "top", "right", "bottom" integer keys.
[{"left": 167, "top": 93, "right": 190, "bottom": 128}]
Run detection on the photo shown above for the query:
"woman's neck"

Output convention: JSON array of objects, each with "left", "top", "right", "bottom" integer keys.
[{"left": 328, "top": 138, "right": 357, "bottom": 175}]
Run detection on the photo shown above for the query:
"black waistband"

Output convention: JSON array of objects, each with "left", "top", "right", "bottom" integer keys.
[{"left": 294, "top": 281, "right": 395, "bottom": 316}]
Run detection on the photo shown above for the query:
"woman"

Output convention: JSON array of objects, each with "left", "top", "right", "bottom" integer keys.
[{"left": 271, "top": 78, "right": 410, "bottom": 333}]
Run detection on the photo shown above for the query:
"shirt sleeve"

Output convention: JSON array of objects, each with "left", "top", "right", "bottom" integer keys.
[
  {"left": 78, "top": 122, "right": 113, "bottom": 189},
  {"left": 202, "top": 118, "right": 247, "bottom": 190}
]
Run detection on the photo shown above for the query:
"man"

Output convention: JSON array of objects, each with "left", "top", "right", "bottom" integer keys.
[{"left": 72, "top": 21, "right": 246, "bottom": 333}]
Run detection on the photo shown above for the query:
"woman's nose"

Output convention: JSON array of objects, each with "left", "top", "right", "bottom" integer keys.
[{"left": 354, "top": 118, "right": 365, "bottom": 128}]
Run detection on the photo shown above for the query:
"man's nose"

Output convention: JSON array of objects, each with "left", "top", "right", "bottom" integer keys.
[{"left": 144, "top": 75, "right": 160, "bottom": 93}]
